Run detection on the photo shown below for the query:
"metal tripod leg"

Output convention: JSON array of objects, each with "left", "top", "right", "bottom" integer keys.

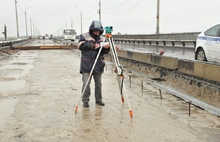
[{"left": 108, "top": 36, "right": 133, "bottom": 118}]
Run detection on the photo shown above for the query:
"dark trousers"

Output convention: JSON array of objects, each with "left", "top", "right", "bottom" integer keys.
[{"left": 82, "top": 73, "right": 102, "bottom": 103}]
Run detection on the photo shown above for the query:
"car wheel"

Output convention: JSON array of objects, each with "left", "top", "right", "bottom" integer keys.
[{"left": 196, "top": 48, "right": 207, "bottom": 61}]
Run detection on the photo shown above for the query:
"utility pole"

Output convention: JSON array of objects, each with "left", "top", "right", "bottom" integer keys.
[
  {"left": 71, "top": 18, "right": 73, "bottom": 29},
  {"left": 30, "top": 14, "right": 36, "bottom": 38},
  {"left": 4, "top": 24, "right": 7, "bottom": 40},
  {"left": 30, "top": 18, "right": 32, "bottom": 37},
  {"left": 14, "top": 0, "right": 19, "bottom": 38},
  {"left": 25, "top": 10, "right": 28, "bottom": 37},
  {"left": 67, "top": 15, "right": 73, "bottom": 29},
  {"left": 2, "top": 24, "right": 7, "bottom": 41},
  {"left": 156, "top": 0, "right": 160, "bottom": 39},
  {"left": 33, "top": 23, "right": 35, "bottom": 37},
  {"left": 74, "top": 6, "right": 82, "bottom": 34},
  {"left": 99, "top": 0, "right": 101, "bottom": 22},
  {"left": 80, "top": 11, "right": 82, "bottom": 34},
  {"left": 25, "top": 6, "right": 33, "bottom": 38}
]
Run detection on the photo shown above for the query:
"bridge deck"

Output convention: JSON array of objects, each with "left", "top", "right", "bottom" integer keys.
[{"left": 0, "top": 40, "right": 220, "bottom": 141}]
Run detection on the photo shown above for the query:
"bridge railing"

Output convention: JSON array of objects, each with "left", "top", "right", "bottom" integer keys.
[
  {"left": 113, "top": 38, "right": 196, "bottom": 47},
  {"left": 0, "top": 38, "right": 30, "bottom": 48},
  {"left": 110, "top": 32, "right": 200, "bottom": 48}
]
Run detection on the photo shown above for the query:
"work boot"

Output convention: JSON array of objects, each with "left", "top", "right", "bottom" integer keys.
[
  {"left": 83, "top": 102, "right": 89, "bottom": 107},
  {"left": 96, "top": 101, "right": 105, "bottom": 106}
]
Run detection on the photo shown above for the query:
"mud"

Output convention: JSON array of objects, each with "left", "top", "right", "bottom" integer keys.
[{"left": 0, "top": 49, "right": 220, "bottom": 142}]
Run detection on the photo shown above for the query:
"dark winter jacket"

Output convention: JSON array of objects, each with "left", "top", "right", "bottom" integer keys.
[{"left": 78, "top": 20, "right": 110, "bottom": 74}]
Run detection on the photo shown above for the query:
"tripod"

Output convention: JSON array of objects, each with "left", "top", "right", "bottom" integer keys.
[{"left": 75, "top": 26, "right": 133, "bottom": 118}]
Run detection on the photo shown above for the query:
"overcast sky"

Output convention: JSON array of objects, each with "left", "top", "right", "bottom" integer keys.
[{"left": 0, "top": 0, "right": 219, "bottom": 38}]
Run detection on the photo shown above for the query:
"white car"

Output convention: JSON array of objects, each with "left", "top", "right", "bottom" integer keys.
[{"left": 195, "top": 23, "right": 220, "bottom": 62}]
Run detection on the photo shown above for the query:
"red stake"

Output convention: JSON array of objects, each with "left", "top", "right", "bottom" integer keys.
[
  {"left": 129, "top": 110, "right": 133, "bottom": 118},
  {"left": 75, "top": 106, "right": 78, "bottom": 113}
]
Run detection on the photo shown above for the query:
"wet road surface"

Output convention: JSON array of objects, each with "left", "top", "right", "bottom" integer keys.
[{"left": 0, "top": 48, "right": 220, "bottom": 142}]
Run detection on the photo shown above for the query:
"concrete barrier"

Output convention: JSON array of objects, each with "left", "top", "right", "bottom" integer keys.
[
  {"left": 116, "top": 50, "right": 178, "bottom": 70},
  {"left": 194, "top": 62, "right": 220, "bottom": 82},
  {"left": 159, "top": 55, "right": 178, "bottom": 70},
  {"left": 116, "top": 50, "right": 151, "bottom": 64},
  {"left": 116, "top": 49, "right": 220, "bottom": 83},
  {"left": 178, "top": 59, "right": 194, "bottom": 75}
]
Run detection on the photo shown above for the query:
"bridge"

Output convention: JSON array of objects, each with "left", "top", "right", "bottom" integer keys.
[{"left": 1, "top": 33, "right": 220, "bottom": 141}]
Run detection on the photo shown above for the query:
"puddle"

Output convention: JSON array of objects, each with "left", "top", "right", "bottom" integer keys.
[
  {"left": 10, "top": 51, "right": 38, "bottom": 60},
  {"left": 12, "top": 62, "right": 28, "bottom": 65},
  {"left": 11, "top": 60, "right": 35, "bottom": 64},
  {"left": 0, "top": 60, "right": 35, "bottom": 67},
  {"left": 0, "top": 80, "right": 26, "bottom": 92},
  {"left": 1, "top": 68, "right": 24, "bottom": 73},
  {"left": 0, "top": 98, "right": 18, "bottom": 131},
  {"left": 0, "top": 64, "right": 34, "bottom": 79}
]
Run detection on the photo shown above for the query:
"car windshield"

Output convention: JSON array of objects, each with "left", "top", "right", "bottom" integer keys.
[
  {"left": 64, "top": 29, "right": 75, "bottom": 35},
  {"left": 204, "top": 24, "right": 220, "bottom": 37}
]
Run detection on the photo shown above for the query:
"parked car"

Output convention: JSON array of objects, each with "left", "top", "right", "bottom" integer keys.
[{"left": 195, "top": 23, "right": 220, "bottom": 62}]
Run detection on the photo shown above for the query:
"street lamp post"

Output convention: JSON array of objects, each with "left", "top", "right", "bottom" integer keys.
[
  {"left": 59, "top": 23, "right": 63, "bottom": 37},
  {"left": 14, "top": 0, "right": 19, "bottom": 38},
  {"left": 74, "top": 6, "right": 82, "bottom": 34},
  {"left": 99, "top": 0, "right": 101, "bottom": 22},
  {"left": 25, "top": 6, "right": 33, "bottom": 38},
  {"left": 67, "top": 14, "right": 73, "bottom": 29},
  {"left": 62, "top": 20, "right": 67, "bottom": 29},
  {"left": 156, "top": 0, "right": 160, "bottom": 38},
  {"left": 33, "top": 20, "right": 38, "bottom": 38},
  {"left": 30, "top": 14, "right": 36, "bottom": 37}
]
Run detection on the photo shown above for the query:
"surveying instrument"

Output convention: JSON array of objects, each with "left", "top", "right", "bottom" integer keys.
[{"left": 75, "top": 26, "right": 133, "bottom": 118}]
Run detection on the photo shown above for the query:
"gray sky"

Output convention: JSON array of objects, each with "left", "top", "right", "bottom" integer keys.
[{"left": 0, "top": 0, "right": 219, "bottom": 38}]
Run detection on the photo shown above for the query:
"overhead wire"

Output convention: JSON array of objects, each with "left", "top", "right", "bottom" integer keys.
[
  {"left": 83, "top": 4, "right": 98, "bottom": 15},
  {"left": 102, "top": 0, "right": 112, "bottom": 3},
  {"left": 1, "top": 0, "right": 24, "bottom": 19},
  {"left": 102, "top": 0, "right": 142, "bottom": 15},
  {"left": 1, "top": 0, "right": 14, "bottom": 10},
  {"left": 17, "top": 2, "right": 24, "bottom": 13},
  {"left": 17, "top": 2, "right": 25, "bottom": 19},
  {"left": 74, "top": 17, "right": 80, "bottom": 26},
  {"left": 7, "top": 30, "right": 17, "bottom": 36},
  {"left": 102, "top": 0, "right": 133, "bottom": 10},
  {"left": 83, "top": 11, "right": 97, "bottom": 20},
  {"left": 80, "top": 0, "right": 141, "bottom": 20}
]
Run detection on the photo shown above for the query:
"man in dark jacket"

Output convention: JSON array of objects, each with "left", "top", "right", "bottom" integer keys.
[{"left": 78, "top": 20, "right": 110, "bottom": 107}]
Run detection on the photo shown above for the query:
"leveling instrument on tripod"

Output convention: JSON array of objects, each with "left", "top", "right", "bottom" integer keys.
[
  {"left": 74, "top": 26, "right": 133, "bottom": 118},
  {"left": 104, "top": 26, "right": 133, "bottom": 118}
]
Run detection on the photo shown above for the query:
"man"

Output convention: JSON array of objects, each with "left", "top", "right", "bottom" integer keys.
[{"left": 78, "top": 20, "right": 110, "bottom": 107}]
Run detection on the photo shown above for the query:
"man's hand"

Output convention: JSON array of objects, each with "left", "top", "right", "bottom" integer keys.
[
  {"left": 104, "top": 44, "right": 110, "bottom": 49},
  {"left": 103, "top": 42, "right": 110, "bottom": 49},
  {"left": 94, "top": 43, "right": 100, "bottom": 49}
]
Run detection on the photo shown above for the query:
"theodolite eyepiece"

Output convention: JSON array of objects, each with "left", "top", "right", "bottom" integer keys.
[{"left": 104, "top": 26, "right": 113, "bottom": 34}]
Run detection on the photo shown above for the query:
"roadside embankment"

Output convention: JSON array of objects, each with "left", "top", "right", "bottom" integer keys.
[{"left": 105, "top": 50, "right": 220, "bottom": 108}]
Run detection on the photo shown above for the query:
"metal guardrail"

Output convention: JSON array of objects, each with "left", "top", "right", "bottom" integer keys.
[
  {"left": 74, "top": 32, "right": 199, "bottom": 48},
  {"left": 148, "top": 82, "right": 220, "bottom": 117},
  {"left": 0, "top": 39, "right": 29, "bottom": 48},
  {"left": 53, "top": 38, "right": 63, "bottom": 42},
  {"left": 113, "top": 38, "right": 196, "bottom": 48}
]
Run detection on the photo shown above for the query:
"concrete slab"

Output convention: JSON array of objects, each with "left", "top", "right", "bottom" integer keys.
[{"left": 0, "top": 49, "right": 219, "bottom": 142}]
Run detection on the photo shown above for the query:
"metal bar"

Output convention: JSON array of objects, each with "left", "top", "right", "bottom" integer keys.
[
  {"left": 141, "top": 81, "right": 143, "bottom": 90},
  {"left": 129, "top": 75, "right": 131, "bottom": 88},
  {"left": 189, "top": 101, "right": 191, "bottom": 116},
  {"left": 148, "top": 82, "right": 220, "bottom": 117},
  {"left": 159, "top": 89, "right": 162, "bottom": 100}
]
